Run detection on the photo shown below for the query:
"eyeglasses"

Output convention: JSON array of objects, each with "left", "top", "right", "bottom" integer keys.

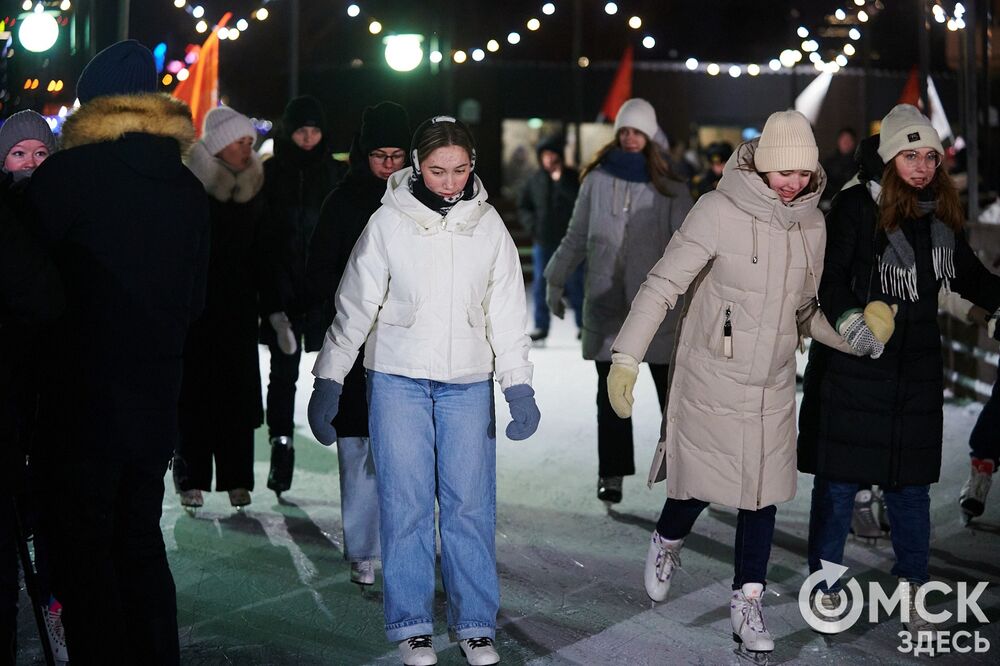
[
  {"left": 369, "top": 151, "right": 406, "bottom": 163},
  {"left": 899, "top": 150, "right": 941, "bottom": 170}
]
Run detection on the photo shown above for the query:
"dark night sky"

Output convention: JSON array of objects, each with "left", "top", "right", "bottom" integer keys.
[{"left": 126, "top": 0, "right": 955, "bottom": 117}]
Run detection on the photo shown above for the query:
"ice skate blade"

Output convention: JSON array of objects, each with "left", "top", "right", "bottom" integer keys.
[
  {"left": 182, "top": 506, "right": 198, "bottom": 517},
  {"left": 733, "top": 643, "right": 772, "bottom": 665}
]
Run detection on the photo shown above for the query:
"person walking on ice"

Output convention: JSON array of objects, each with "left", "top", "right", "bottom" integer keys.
[{"left": 607, "top": 110, "right": 855, "bottom": 662}]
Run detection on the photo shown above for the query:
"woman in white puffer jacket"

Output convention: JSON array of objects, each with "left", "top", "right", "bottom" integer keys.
[{"left": 308, "top": 116, "right": 539, "bottom": 666}]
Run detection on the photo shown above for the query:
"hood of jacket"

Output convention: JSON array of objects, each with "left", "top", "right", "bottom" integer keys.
[
  {"left": 185, "top": 140, "right": 264, "bottom": 203},
  {"left": 60, "top": 94, "right": 195, "bottom": 153},
  {"left": 382, "top": 166, "right": 489, "bottom": 233},
  {"left": 716, "top": 139, "right": 827, "bottom": 230}
]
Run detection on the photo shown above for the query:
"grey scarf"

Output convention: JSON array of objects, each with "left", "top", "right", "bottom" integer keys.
[{"left": 878, "top": 199, "right": 955, "bottom": 301}]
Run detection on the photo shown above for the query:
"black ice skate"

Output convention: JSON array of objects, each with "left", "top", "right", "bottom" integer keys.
[
  {"left": 267, "top": 435, "right": 295, "bottom": 497},
  {"left": 597, "top": 476, "right": 623, "bottom": 504}
]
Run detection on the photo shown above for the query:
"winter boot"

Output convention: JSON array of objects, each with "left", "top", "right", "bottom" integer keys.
[
  {"left": 228, "top": 488, "right": 251, "bottom": 510},
  {"left": 850, "top": 489, "right": 884, "bottom": 541},
  {"left": 597, "top": 476, "right": 623, "bottom": 504},
  {"left": 458, "top": 637, "right": 500, "bottom": 665},
  {"left": 731, "top": 583, "right": 774, "bottom": 659},
  {"left": 644, "top": 531, "right": 683, "bottom": 602},
  {"left": 959, "top": 458, "right": 994, "bottom": 522},
  {"left": 350, "top": 560, "right": 375, "bottom": 587},
  {"left": 398, "top": 635, "right": 437, "bottom": 665},
  {"left": 267, "top": 435, "right": 295, "bottom": 496}
]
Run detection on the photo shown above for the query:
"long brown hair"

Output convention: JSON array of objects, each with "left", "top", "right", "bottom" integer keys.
[
  {"left": 878, "top": 162, "right": 963, "bottom": 232},
  {"left": 580, "top": 131, "right": 678, "bottom": 197}
]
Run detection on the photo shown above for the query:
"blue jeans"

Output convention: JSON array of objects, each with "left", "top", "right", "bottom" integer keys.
[
  {"left": 533, "top": 244, "right": 584, "bottom": 331},
  {"left": 656, "top": 497, "right": 776, "bottom": 589},
  {"left": 808, "top": 478, "right": 930, "bottom": 589},
  {"left": 969, "top": 367, "right": 1000, "bottom": 464},
  {"left": 336, "top": 436, "right": 380, "bottom": 562},
  {"left": 367, "top": 372, "right": 498, "bottom": 642}
]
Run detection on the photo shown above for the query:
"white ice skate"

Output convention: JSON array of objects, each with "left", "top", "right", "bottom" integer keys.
[
  {"left": 959, "top": 458, "right": 994, "bottom": 525},
  {"left": 850, "top": 489, "right": 884, "bottom": 543},
  {"left": 350, "top": 560, "right": 375, "bottom": 588},
  {"left": 644, "top": 532, "right": 683, "bottom": 602},
  {"left": 398, "top": 635, "right": 437, "bottom": 665},
  {"left": 731, "top": 583, "right": 774, "bottom": 664},
  {"left": 44, "top": 599, "right": 69, "bottom": 664},
  {"left": 458, "top": 637, "right": 500, "bottom": 665},
  {"left": 899, "top": 579, "right": 937, "bottom": 635}
]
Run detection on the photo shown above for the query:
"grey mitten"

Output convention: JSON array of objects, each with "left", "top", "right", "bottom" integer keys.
[
  {"left": 839, "top": 311, "right": 885, "bottom": 359},
  {"left": 546, "top": 283, "right": 566, "bottom": 319},
  {"left": 268, "top": 312, "right": 298, "bottom": 355}
]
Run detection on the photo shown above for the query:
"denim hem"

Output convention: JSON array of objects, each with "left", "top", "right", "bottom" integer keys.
[
  {"left": 385, "top": 620, "right": 434, "bottom": 642},
  {"left": 344, "top": 555, "right": 380, "bottom": 563},
  {"left": 453, "top": 623, "right": 496, "bottom": 640}
]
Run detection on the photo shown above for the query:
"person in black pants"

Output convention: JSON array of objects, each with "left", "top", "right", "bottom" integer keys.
[
  {"left": 259, "top": 96, "right": 347, "bottom": 497},
  {"left": 28, "top": 41, "right": 210, "bottom": 665}
]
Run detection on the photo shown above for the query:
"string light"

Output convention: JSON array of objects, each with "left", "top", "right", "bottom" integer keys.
[
  {"left": 486, "top": 39, "right": 500, "bottom": 52},
  {"left": 604, "top": 2, "right": 618, "bottom": 15},
  {"left": 347, "top": 4, "right": 360, "bottom": 18},
  {"left": 542, "top": 3, "right": 555, "bottom": 15},
  {"left": 628, "top": 16, "right": 642, "bottom": 29},
  {"left": 526, "top": 18, "right": 540, "bottom": 31}
]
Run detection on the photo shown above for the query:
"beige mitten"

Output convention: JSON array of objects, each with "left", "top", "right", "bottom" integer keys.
[
  {"left": 607, "top": 352, "right": 640, "bottom": 419},
  {"left": 863, "top": 301, "right": 899, "bottom": 344}
]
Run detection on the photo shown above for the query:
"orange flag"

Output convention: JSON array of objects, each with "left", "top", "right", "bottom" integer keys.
[
  {"left": 600, "top": 45, "right": 634, "bottom": 121},
  {"left": 898, "top": 66, "right": 922, "bottom": 108},
  {"left": 173, "top": 12, "right": 231, "bottom": 136}
]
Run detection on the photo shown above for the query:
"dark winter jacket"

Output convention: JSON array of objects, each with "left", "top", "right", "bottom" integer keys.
[
  {"left": 27, "top": 94, "right": 210, "bottom": 468},
  {"left": 0, "top": 175, "right": 64, "bottom": 490},
  {"left": 181, "top": 142, "right": 267, "bottom": 433},
  {"left": 305, "top": 138, "right": 386, "bottom": 437},
  {"left": 260, "top": 135, "right": 346, "bottom": 351},
  {"left": 517, "top": 167, "right": 580, "bottom": 250},
  {"left": 798, "top": 184, "right": 1000, "bottom": 486}
]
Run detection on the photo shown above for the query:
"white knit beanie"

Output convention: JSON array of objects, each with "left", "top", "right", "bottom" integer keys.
[
  {"left": 613, "top": 98, "right": 659, "bottom": 141},
  {"left": 754, "top": 110, "right": 818, "bottom": 172},
  {"left": 201, "top": 106, "right": 257, "bottom": 156},
  {"left": 877, "top": 104, "right": 943, "bottom": 163}
]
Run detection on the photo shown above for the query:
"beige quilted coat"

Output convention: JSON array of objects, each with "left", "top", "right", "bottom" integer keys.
[{"left": 612, "top": 141, "right": 854, "bottom": 510}]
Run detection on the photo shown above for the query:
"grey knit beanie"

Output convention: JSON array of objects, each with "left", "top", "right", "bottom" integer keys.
[{"left": 0, "top": 110, "right": 56, "bottom": 172}]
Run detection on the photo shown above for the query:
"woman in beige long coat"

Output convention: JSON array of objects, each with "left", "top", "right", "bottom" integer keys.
[{"left": 608, "top": 111, "right": 853, "bottom": 658}]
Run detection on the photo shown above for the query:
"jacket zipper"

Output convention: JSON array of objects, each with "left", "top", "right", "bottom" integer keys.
[
  {"left": 723, "top": 306, "right": 733, "bottom": 359},
  {"left": 757, "top": 388, "right": 766, "bottom": 509}
]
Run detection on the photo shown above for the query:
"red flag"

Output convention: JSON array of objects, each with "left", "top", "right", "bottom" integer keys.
[
  {"left": 898, "top": 66, "right": 922, "bottom": 108},
  {"left": 600, "top": 45, "right": 633, "bottom": 121},
  {"left": 173, "top": 12, "right": 231, "bottom": 136}
]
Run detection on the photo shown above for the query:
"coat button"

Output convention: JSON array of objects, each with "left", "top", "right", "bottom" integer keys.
[{"left": 669, "top": 416, "right": 676, "bottom": 423}]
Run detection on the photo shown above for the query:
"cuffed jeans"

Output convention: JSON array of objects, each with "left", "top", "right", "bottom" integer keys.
[
  {"left": 367, "top": 372, "right": 498, "bottom": 642},
  {"left": 533, "top": 244, "right": 583, "bottom": 332},
  {"left": 656, "top": 497, "right": 777, "bottom": 590},
  {"left": 808, "top": 478, "right": 931, "bottom": 589},
  {"left": 336, "top": 436, "right": 380, "bottom": 562},
  {"left": 595, "top": 361, "right": 669, "bottom": 477}
]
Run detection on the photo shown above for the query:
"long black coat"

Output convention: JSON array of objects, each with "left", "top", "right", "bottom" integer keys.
[
  {"left": 305, "top": 140, "right": 387, "bottom": 437},
  {"left": 798, "top": 184, "right": 1000, "bottom": 486},
  {"left": 0, "top": 175, "right": 64, "bottom": 490},
  {"left": 27, "top": 94, "right": 210, "bottom": 468},
  {"left": 260, "top": 136, "right": 346, "bottom": 351},
  {"left": 180, "top": 150, "right": 268, "bottom": 435},
  {"left": 517, "top": 167, "right": 580, "bottom": 250}
]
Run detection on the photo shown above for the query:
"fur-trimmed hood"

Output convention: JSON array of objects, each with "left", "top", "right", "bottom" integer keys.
[
  {"left": 185, "top": 140, "right": 264, "bottom": 203},
  {"left": 60, "top": 94, "right": 196, "bottom": 153}
]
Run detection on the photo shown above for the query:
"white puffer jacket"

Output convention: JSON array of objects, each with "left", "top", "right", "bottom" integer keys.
[{"left": 313, "top": 167, "right": 532, "bottom": 390}]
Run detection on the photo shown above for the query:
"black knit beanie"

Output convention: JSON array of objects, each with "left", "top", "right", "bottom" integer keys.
[
  {"left": 282, "top": 95, "right": 326, "bottom": 134},
  {"left": 77, "top": 40, "right": 157, "bottom": 103},
  {"left": 359, "top": 102, "right": 410, "bottom": 154},
  {"left": 536, "top": 134, "right": 565, "bottom": 160}
]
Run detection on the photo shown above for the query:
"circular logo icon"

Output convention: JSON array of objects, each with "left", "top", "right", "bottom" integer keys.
[{"left": 798, "top": 560, "right": 865, "bottom": 634}]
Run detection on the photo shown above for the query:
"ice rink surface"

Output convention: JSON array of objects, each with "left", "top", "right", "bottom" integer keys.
[{"left": 17, "top": 302, "right": 999, "bottom": 664}]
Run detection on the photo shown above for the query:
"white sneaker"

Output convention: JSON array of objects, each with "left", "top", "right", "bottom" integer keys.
[
  {"left": 644, "top": 531, "right": 683, "bottom": 602},
  {"left": 350, "top": 560, "right": 375, "bottom": 586},
  {"left": 959, "top": 458, "right": 994, "bottom": 519},
  {"left": 458, "top": 637, "right": 500, "bottom": 665},
  {"left": 730, "top": 583, "right": 774, "bottom": 654},
  {"left": 398, "top": 635, "right": 437, "bottom": 665}
]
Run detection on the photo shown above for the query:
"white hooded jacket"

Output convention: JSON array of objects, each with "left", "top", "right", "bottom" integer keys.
[{"left": 313, "top": 167, "right": 532, "bottom": 389}]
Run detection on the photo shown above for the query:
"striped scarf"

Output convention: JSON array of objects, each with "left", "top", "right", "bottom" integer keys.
[{"left": 878, "top": 199, "right": 955, "bottom": 301}]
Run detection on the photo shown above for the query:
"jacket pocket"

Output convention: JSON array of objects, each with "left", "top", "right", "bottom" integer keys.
[
  {"left": 721, "top": 302, "right": 734, "bottom": 359},
  {"left": 467, "top": 304, "right": 487, "bottom": 328},
  {"left": 378, "top": 300, "right": 417, "bottom": 328}
]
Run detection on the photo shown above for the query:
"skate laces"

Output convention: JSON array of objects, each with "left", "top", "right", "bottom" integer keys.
[
  {"left": 741, "top": 595, "right": 768, "bottom": 634},
  {"left": 466, "top": 637, "right": 494, "bottom": 649},
  {"left": 654, "top": 542, "right": 682, "bottom": 582},
  {"left": 407, "top": 635, "right": 433, "bottom": 649}
]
